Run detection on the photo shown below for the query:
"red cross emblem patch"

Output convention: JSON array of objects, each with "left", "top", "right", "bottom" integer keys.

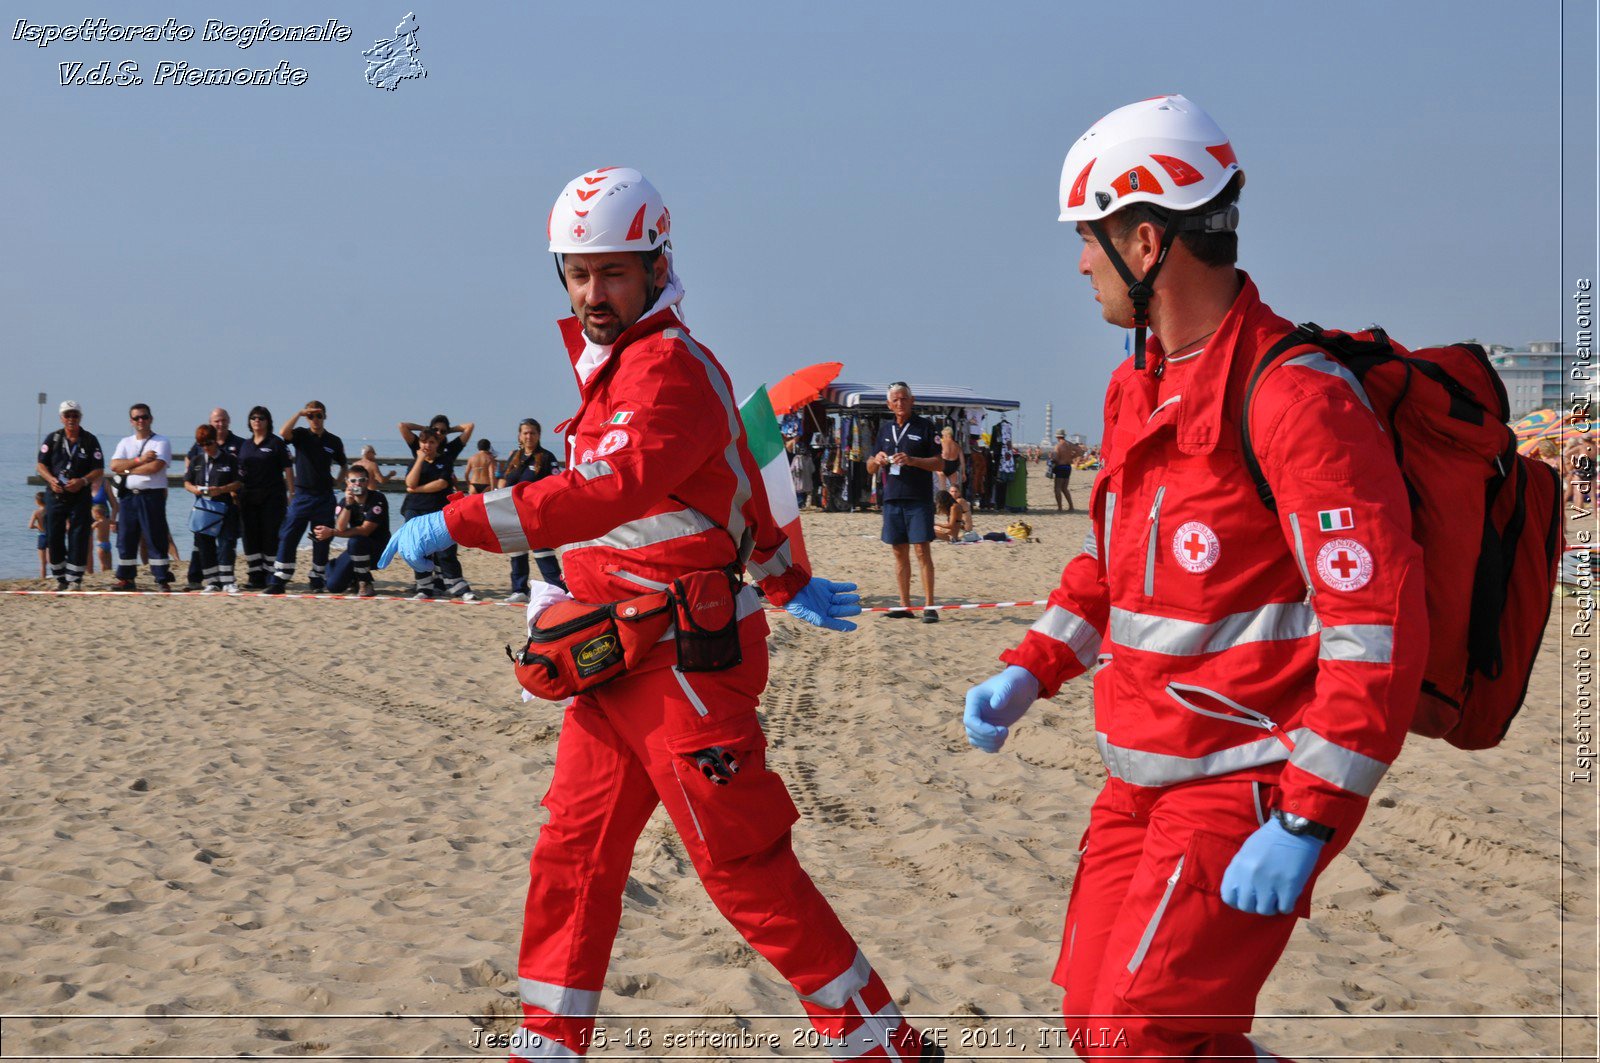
[
  {"left": 570, "top": 221, "right": 588, "bottom": 241},
  {"left": 1171, "top": 520, "right": 1220, "bottom": 573},
  {"left": 1315, "top": 537, "right": 1373, "bottom": 592}
]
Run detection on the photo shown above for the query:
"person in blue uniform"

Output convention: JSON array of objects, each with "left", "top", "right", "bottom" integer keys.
[
  {"left": 320, "top": 466, "right": 390, "bottom": 596},
  {"left": 865, "top": 382, "right": 943, "bottom": 621},
  {"left": 237, "top": 406, "right": 294, "bottom": 589},
  {"left": 401, "top": 427, "right": 476, "bottom": 600},
  {"left": 35, "top": 400, "right": 104, "bottom": 591},
  {"left": 183, "top": 424, "right": 243, "bottom": 593},
  {"left": 265, "top": 401, "right": 346, "bottom": 594},
  {"left": 183, "top": 408, "right": 247, "bottom": 590},
  {"left": 497, "top": 418, "right": 566, "bottom": 603}
]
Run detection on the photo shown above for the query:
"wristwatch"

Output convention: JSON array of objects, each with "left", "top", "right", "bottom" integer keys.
[{"left": 1270, "top": 807, "right": 1335, "bottom": 843}]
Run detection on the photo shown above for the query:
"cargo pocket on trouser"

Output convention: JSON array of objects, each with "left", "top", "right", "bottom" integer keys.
[
  {"left": 663, "top": 714, "right": 800, "bottom": 865},
  {"left": 1112, "top": 828, "right": 1299, "bottom": 1035}
]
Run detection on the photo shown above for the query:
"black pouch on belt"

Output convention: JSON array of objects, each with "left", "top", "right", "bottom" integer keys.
[{"left": 670, "top": 568, "right": 743, "bottom": 673}]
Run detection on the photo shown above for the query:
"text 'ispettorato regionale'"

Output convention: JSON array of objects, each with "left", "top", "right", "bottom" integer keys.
[{"left": 14, "top": 18, "right": 353, "bottom": 87}]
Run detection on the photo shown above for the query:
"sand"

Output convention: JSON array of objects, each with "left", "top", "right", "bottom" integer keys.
[{"left": 2, "top": 462, "right": 1595, "bottom": 1060}]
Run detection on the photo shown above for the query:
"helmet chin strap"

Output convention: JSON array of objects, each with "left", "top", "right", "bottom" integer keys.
[{"left": 1085, "top": 218, "right": 1182, "bottom": 372}]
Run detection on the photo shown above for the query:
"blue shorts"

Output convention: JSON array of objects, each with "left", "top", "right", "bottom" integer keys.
[{"left": 881, "top": 499, "right": 934, "bottom": 545}]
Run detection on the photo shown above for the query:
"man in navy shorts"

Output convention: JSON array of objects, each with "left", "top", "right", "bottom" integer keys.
[{"left": 866, "top": 382, "right": 943, "bottom": 622}]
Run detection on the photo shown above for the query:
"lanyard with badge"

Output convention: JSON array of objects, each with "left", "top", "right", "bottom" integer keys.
[
  {"left": 58, "top": 435, "right": 81, "bottom": 478},
  {"left": 888, "top": 421, "right": 912, "bottom": 476}
]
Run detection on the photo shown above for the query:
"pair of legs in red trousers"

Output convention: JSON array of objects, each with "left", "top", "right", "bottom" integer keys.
[
  {"left": 509, "top": 645, "right": 926, "bottom": 1062},
  {"left": 1055, "top": 776, "right": 1358, "bottom": 1063}
]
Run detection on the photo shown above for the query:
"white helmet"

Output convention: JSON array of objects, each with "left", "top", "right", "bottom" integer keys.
[
  {"left": 1058, "top": 94, "right": 1241, "bottom": 223},
  {"left": 547, "top": 166, "right": 671, "bottom": 254}
]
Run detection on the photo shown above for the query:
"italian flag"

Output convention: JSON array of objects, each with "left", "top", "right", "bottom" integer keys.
[{"left": 739, "top": 385, "right": 810, "bottom": 574}]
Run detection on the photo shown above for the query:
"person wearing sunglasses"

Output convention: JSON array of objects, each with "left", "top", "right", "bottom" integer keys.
[
  {"left": 108, "top": 403, "right": 174, "bottom": 591},
  {"left": 264, "top": 400, "right": 346, "bottom": 594},
  {"left": 35, "top": 400, "right": 104, "bottom": 590}
]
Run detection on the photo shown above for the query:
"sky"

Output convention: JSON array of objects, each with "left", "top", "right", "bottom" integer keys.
[{"left": 2, "top": 0, "right": 1595, "bottom": 450}]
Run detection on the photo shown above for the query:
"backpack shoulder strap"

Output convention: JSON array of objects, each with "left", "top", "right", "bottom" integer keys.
[{"left": 1240, "top": 322, "right": 1326, "bottom": 515}]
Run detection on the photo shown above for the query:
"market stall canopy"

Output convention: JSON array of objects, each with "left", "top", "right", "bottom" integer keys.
[
  {"left": 768, "top": 362, "right": 844, "bottom": 416},
  {"left": 821, "top": 382, "right": 1019, "bottom": 411}
]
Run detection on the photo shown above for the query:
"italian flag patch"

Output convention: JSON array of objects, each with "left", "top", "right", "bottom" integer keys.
[
  {"left": 608, "top": 411, "right": 633, "bottom": 425},
  {"left": 1318, "top": 508, "right": 1355, "bottom": 532}
]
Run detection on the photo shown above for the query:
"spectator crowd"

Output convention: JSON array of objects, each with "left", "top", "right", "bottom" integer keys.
[{"left": 34, "top": 401, "right": 567, "bottom": 602}]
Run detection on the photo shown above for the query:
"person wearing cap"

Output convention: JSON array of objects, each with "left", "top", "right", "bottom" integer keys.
[
  {"left": 35, "top": 400, "right": 104, "bottom": 590},
  {"left": 1050, "top": 430, "right": 1085, "bottom": 513},
  {"left": 962, "top": 95, "right": 1426, "bottom": 1059},
  {"left": 109, "top": 403, "right": 175, "bottom": 590},
  {"left": 380, "top": 167, "right": 939, "bottom": 1062},
  {"left": 866, "top": 382, "right": 943, "bottom": 622}
]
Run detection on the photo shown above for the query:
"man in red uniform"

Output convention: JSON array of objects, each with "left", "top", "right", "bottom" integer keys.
[
  {"left": 963, "top": 96, "right": 1427, "bottom": 1061},
  {"left": 382, "top": 167, "right": 937, "bottom": 1062}
]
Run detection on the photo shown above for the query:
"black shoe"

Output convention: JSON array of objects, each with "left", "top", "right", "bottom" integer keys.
[
  {"left": 885, "top": 607, "right": 914, "bottom": 619},
  {"left": 55, "top": 578, "right": 69, "bottom": 592},
  {"left": 261, "top": 584, "right": 286, "bottom": 596},
  {"left": 921, "top": 1042, "right": 945, "bottom": 1062},
  {"left": 184, "top": 582, "right": 203, "bottom": 592},
  {"left": 307, "top": 580, "right": 326, "bottom": 594},
  {"left": 922, "top": 607, "right": 941, "bottom": 623}
]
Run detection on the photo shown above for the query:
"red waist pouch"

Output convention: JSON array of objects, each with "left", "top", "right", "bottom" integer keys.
[{"left": 506, "top": 592, "right": 674, "bottom": 701}]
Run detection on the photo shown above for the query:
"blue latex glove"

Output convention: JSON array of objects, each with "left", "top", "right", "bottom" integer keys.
[
  {"left": 784, "top": 577, "right": 862, "bottom": 632},
  {"left": 1220, "top": 818, "right": 1325, "bottom": 916},
  {"left": 963, "top": 665, "right": 1041, "bottom": 753},
  {"left": 377, "top": 511, "right": 454, "bottom": 572}
]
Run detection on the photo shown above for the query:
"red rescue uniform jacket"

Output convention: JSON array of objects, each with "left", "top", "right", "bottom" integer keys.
[
  {"left": 443, "top": 308, "right": 811, "bottom": 641},
  {"left": 1002, "top": 274, "right": 1427, "bottom": 834}
]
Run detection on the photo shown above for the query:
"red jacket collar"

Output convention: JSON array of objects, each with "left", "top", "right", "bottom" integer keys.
[
  {"left": 1137, "top": 272, "right": 1292, "bottom": 455},
  {"left": 558, "top": 306, "right": 687, "bottom": 395}
]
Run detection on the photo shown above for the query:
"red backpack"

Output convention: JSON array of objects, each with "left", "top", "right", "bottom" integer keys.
[{"left": 1241, "top": 323, "right": 1564, "bottom": 750}]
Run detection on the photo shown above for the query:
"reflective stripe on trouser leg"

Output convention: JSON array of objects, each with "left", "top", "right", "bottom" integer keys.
[
  {"left": 800, "top": 955, "right": 921, "bottom": 1061},
  {"left": 517, "top": 701, "right": 662, "bottom": 1056}
]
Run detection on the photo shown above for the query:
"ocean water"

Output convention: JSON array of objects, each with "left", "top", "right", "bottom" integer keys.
[{"left": 0, "top": 432, "right": 407, "bottom": 580}]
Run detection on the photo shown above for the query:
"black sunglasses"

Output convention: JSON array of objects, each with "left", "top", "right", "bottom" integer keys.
[
  {"left": 130, "top": 414, "right": 152, "bottom": 421},
  {"left": 62, "top": 412, "right": 81, "bottom": 419},
  {"left": 307, "top": 413, "right": 325, "bottom": 420}
]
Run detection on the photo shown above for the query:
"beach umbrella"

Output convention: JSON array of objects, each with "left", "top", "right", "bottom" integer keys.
[
  {"left": 1518, "top": 419, "right": 1594, "bottom": 455},
  {"left": 1511, "top": 408, "right": 1559, "bottom": 440},
  {"left": 768, "top": 362, "right": 843, "bottom": 416}
]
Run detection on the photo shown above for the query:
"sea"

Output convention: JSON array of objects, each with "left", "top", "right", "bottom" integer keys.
[{"left": 0, "top": 431, "right": 406, "bottom": 580}]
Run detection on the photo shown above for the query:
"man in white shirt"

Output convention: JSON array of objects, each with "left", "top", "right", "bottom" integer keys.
[{"left": 109, "top": 403, "right": 175, "bottom": 590}]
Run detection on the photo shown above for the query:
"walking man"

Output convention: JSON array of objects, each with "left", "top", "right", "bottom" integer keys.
[
  {"left": 383, "top": 167, "right": 938, "bottom": 1062},
  {"left": 962, "top": 95, "right": 1426, "bottom": 1060},
  {"left": 1051, "top": 430, "right": 1085, "bottom": 512}
]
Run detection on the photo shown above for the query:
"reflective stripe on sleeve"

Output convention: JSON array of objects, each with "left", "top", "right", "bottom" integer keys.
[
  {"left": 1109, "top": 601, "right": 1320, "bottom": 657},
  {"left": 1288, "top": 730, "right": 1389, "bottom": 796},
  {"left": 571, "top": 460, "right": 614, "bottom": 481},
  {"left": 519, "top": 978, "right": 599, "bottom": 1018},
  {"left": 800, "top": 949, "right": 872, "bottom": 1010},
  {"left": 1283, "top": 352, "right": 1375, "bottom": 414},
  {"left": 560, "top": 507, "right": 715, "bottom": 555},
  {"left": 746, "top": 539, "right": 794, "bottom": 581},
  {"left": 482, "top": 487, "right": 531, "bottom": 554},
  {"left": 1030, "top": 605, "right": 1102, "bottom": 670},
  {"left": 1318, "top": 624, "right": 1394, "bottom": 664}
]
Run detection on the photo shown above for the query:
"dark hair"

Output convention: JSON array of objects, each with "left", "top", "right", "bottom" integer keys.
[
  {"left": 477, "top": 438, "right": 491, "bottom": 451},
  {"left": 195, "top": 424, "right": 216, "bottom": 444},
  {"left": 306, "top": 400, "right": 326, "bottom": 413},
  {"left": 430, "top": 414, "right": 450, "bottom": 430},
  {"left": 129, "top": 403, "right": 151, "bottom": 418},
  {"left": 417, "top": 427, "right": 443, "bottom": 445},
  {"left": 247, "top": 405, "right": 273, "bottom": 431},
  {"left": 935, "top": 489, "right": 954, "bottom": 514},
  {"left": 1107, "top": 172, "right": 1243, "bottom": 268},
  {"left": 35, "top": 491, "right": 45, "bottom": 504},
  {"left": 519, "top": 418, "right": 541, "bottom": 433}
]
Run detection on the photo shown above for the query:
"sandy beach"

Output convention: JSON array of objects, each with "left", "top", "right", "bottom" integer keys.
[{"left": 3, "top": 462, "right": 1595, "bottom": 1060}]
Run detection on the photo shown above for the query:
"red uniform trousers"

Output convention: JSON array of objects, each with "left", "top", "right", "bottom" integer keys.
[
  {"left": 1055, "top": 776, "right": 1360, "bottom": 1063},
  {"left": 510, "top": 637, "right": 923, "bottom": 1062}
]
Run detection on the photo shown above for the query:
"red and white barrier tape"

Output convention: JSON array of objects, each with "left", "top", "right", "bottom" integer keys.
[{"left": 2, "top": 589, "right": 1048, "bottom": 613}]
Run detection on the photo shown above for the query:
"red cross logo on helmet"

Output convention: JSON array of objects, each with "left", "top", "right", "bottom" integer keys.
[{"left": 570, "top": 222, "right": 587, "bottom": 241}]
